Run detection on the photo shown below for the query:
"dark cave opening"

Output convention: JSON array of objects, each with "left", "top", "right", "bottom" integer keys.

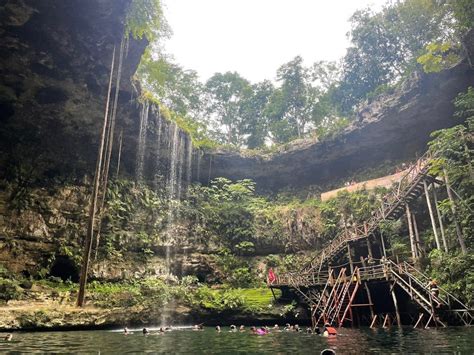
[{"left": 49, "top": 255, "right": 80, "bottom": 282}]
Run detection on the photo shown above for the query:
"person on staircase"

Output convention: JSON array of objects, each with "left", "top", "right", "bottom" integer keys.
[{"left": 428, "top": 279, "right": 441, "bottom": 307}]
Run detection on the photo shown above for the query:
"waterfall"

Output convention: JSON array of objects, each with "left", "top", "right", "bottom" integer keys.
[
  {"left": 176, "top": 135, "right": 185, "bottom": 200},
  {"left": 196, "top": 150, "right": 201, "bottom": 182},
  {"left": 167, "top": 122, "right": 180, "bottom": 198},
  {"left": 186, "top": 138, "right": 193, "bottom": 191},
  {"left": 135, "top": 101, "right": 149, "bottom": 182},
  {"left": 153, "top": 107, "right": 163, "bottom": 188}
]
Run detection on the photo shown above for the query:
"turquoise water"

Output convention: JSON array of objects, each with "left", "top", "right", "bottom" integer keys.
[{"left": 1, "top": 326, "right": 473, "bottom": 354}]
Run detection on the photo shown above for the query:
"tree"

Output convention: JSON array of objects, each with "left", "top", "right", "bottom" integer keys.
[
  {"left": 334, "top": 0, "right": 455, "bottom": 113},
  {"left": 205, "top": 72, "right": 252, "bottom": 146},
  {"left": 266, "top": 56, "right": 315, "bottom": 142},
  {"left": 240, "top": 80, "right": 274, "bottom": 149},
  {"left": 137, "top": 51, "right": 203, "bottom": 118}
]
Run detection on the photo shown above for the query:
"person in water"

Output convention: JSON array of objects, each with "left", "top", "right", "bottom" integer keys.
[
  {"left": 239, "top": 325, "right": 245, "bottom": 332},
  {"left": 4, "top": 334, "right": 12, "bottom": 341},
  {"left": 123, "top": 327, "right": 129, "bottom": 335},
  {"left": 273, "top": 324, "right": 280, "bottom": 331},
  {"left": 294, "top": 324, "right": 301, "bottom": 332},
  {"left": 142, "top": 328, "right": 149, "bottom": 335},
  {"left": 229, "top": 325, "right": 237, "bottom": 332},
  {"left": 322, "top": 323, "right": 337, "bottom": 337},
  {"left": 215, "top": 325, "right": 221, "bottom": 333}
]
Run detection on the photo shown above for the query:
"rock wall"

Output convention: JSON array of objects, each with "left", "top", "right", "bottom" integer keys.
[{"left": 0, "top": 0, "right": 146, "bottom": 181}]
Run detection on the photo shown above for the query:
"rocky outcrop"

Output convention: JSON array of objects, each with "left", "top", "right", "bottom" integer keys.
[
  {"left": 200, "top": 31, "right": 474, "bottom": 191},
  {"left": 0, "top": 0, "right": 146, "bottom": 181}
]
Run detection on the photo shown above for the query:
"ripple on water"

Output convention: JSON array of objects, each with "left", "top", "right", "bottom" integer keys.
[{"left": 0, "top": 326, "right": 473, "bottom": 354}]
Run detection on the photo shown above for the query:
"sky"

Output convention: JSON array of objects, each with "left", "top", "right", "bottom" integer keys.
[{"left": 161, "top": 0, "right": 386, "bottom": 83}]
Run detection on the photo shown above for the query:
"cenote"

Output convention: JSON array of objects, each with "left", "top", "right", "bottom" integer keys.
[
  {"left": 0, "top": 0, "right": 473, "bottom": 354},
  {"left": 2, "top": 327, "right": 474, "bottom": 354}
]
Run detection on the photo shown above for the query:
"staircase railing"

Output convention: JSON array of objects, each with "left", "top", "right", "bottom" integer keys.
[
  {"left": 315, "top": 268, "right": 346, "bottom": 325},
  {"left": 300, "top": 152, "right": 434, "bottom": 275},
  {"left": 330, "top": 267, "right": 360, "bottom": 326},
  {"left": 402, "top": 262, "right": 471, "bottom": 310}
]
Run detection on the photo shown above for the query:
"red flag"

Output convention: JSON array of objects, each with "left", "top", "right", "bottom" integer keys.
[{"left": 268, "top": 268, "right": 276, "bottom": 284}]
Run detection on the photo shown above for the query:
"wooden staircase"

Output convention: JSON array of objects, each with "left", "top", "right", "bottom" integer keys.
[
  {"left": 391, "top": 261, "right": 474, "bottom": 327},
  {"left": 309, "top": 267, "right": 361, "bottom": 328},
  {"left": 301, "top": 153, "right": 434, "bottom": 274}
]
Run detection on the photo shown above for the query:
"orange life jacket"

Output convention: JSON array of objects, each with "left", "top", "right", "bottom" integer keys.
[{"left": 326, "top": 327, "right": 337, "bottom": 335}]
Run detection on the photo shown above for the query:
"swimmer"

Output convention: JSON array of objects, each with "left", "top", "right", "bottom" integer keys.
[
  {"left": 239, "top": 325, "right": 245, "bottom": 332},
  {"left": 142, "top": 328, "right": 149, "bottom": 335},
  {"left": 284, "top": 323, "right": 291, "bottom": 331},
  {"left": 4, "top": 334, "right": 12, "bottom": 341},
  {"left": 229, "top": 325, "right": 237, "bottom": 332},
  {"left": 216, "top": 325, "right": 221, "bottom": 333},
  {"left": 295, "top": 324, "right": 300, "bottom": 332},
  {"left": 123, "top": 327, "right": 129, "bottom": 335},
  {"left": 306, "top": 327, "right": 312, "bottom": 334},
  {"left": 159, "top": 327, "right": 165, "bottom": 333},
  {"left": 273, "top": 324, "right": 279, "bottom": 331},
  {"left": 322, "top": 323, "right": 337, "bottom": 337}
]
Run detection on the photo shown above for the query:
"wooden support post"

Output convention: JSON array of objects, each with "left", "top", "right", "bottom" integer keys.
[
  {"left": 370, "top": 314, "right": 378, "bottom": 328},
  {"left": 380, "top": 232, "right": 387, "bottom": 258},
  {"left": 364, "top": 282, "right": 375, "bottom": 320},
  {"left": 405, "top": 205, "right": 417, "bottom": 260},
  {"left": 347, "top": 243, "right": 354, "bottom": 274},
  {"left": 443, "top": 169, "right": 467, "bottom": 254},
  {"left": 366, "top": 237, "right": 373, "bottom": 260},
  {"left": 423, "top": 180, "right": 441, "bottom": 250},
  {"left": 77, "top": 47, "right": 116, "bottom": 307},
  {"left": 383, "top": 314, "right": 390, "bottom": 328},
  {"left": 414, "top": 313, "right": 424, "bottom": 328},
  {"left": 391, "top": 283, "right": 402, "bottom": 327},
  {"left": 432, "top": 188, "right": 448, "bottom": 252},
  {"left": 412, "top": 213, "right": 423, "bottom": 257}
]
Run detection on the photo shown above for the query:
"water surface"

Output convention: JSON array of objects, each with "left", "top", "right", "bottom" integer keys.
[{"left": 1, "top": 326, "right": 473, "bottom": 354}]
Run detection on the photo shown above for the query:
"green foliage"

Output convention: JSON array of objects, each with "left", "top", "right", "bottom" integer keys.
[
  {"left": 126, "top": 0, "right": 170, "bottom": 41},
  {"left": 417, "top": 42, "right": 461, "bottom": 73},
  {"left": 205, "top": 72, "right": 252, "bottom": 146},
  {"left": 428, "top": 251, "right": 474, "bottom": 305},
  {"left": 448, "top": 0, "right": 474, "bottom": 31},
  {"left": 0, "top": 278, "right": 21, "bottom": 302},
  {"left": 334, "top": 0, "right": 457, "bottom": 113}
]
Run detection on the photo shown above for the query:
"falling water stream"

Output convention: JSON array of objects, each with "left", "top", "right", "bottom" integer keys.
[{"left": 135, "top": 102, "right": 150, "bottom": 181}]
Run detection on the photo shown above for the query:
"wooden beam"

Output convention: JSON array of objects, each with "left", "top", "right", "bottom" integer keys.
[
  {"left": 423, "top": 180, "right": 441, "bottom": 250},
  {"left": 405, "top": 205, "right": 417, "bottom": 260},
  {"left": 391, "top": 283, "right": 402, "bottom": 327},
  {"left": 364, "top": 282, "right": 375, "bottom": 320},
  {"left": 432, "top": 188, "right": 448, "bottom": 252},
  {"left": 347, "top": 243, "right": 354, "bottom": 274},
  {"left": 412, "top": 213, "right": 424, "bottom": 257}
]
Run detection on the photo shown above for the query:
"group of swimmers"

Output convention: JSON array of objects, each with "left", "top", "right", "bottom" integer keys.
[
  {"left": 214, "top": 323, "right": 337, "bottom": 337},
  {"left": 126, "top": 323, "right": 337, "bottom": 338}
]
